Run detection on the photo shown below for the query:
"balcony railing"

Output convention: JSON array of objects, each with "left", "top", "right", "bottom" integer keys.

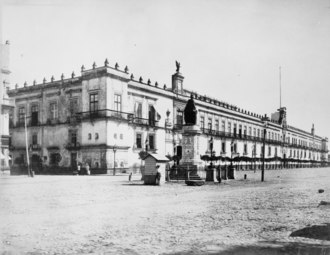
[
  {"left": 132, "top": 117, "right": 159, "bottom": 127},
  {"left": 30, "top": 144, "right": 41, "bottom": 151},
  {"left": 77, "top": 109, "right": 134, "bottom": 122},
  {"left": 200, "top": 128, "right": 323, "bottom": 151},
  {"left": 65, "top": 142, "right": 81, "bottom": 150}
]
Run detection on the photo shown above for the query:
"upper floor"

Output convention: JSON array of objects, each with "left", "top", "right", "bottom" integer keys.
[{"left": 7, "top": 59, "right": 328, "bottom": 153}]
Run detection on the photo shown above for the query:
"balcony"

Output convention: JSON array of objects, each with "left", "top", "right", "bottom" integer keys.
[
  {"left": 78, "top": 109, "right": 134, "bottom": 122},
  {"left": 65, "top": 142, "right": 81, "bottom": 150},
  {"left": 132, "top": 117, "right": 159, "bottom": 127},
  {"left": 30, "top": 144, "right": 41, "bottom": 151}
]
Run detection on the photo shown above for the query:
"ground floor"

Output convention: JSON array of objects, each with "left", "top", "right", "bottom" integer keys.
[
  {"left": 1, "top": 168, "right": 330, "bottom": 254},
  {"left": 8, "top": 124, "right": 326, "bottom": 175}
]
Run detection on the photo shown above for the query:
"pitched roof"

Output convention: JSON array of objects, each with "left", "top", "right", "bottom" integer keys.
[{"left": 143, "top": 153, "right": 170, "bottom": 162}]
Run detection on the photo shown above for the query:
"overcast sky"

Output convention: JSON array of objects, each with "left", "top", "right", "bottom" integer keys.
[{"left": 2, "top": 0, "right": 330, "bottom": 139}]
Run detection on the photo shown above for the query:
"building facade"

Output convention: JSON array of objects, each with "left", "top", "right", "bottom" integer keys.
[
  {"left": 7, "top": 60, "right": 329, "bottom": 174},
  {"left": 0, "top": 40, "right": 14, "bottom": 173}
]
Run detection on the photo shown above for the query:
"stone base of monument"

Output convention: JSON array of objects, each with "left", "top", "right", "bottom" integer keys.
[
  {"left": 205, "top": 165, "right": 217, "bottom": 182},
  {"left": 169, "top": 163, "right": 203, "bottom": 181},
  {"left": 185, "top": 180, "right": 205, "bottom": 186}
]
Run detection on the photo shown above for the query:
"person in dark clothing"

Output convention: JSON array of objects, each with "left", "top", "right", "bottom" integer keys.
[{"left": 156, "top": 165, "right": 161, "bottom": 185}]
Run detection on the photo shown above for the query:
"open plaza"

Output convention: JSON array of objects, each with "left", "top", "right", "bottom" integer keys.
[{"left": 1, "top": 167, "right": 330, "bottom": 254}]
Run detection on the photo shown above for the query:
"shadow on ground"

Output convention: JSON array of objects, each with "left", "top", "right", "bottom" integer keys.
[
  {"left": 290, "top": 224, "right": 330, "bottom": 241},
  {"left": 163, "top": 241, "right": 330, "bottom": 255}
]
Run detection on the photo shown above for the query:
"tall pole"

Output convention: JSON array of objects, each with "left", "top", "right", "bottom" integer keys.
[
  {"left": 25, "top": 114, "right": 30, "bottom": 176},
  {"left": 113, "top": 146, "right": 117, "bottom": 176},
  {"left": 261, "top": 128, "right": 266, "bottom": 182},
  {"left": 279, "top": 66, "right": 282, "bottom": 108},
  {"left": 261, "top": 114, "right": 269, "bottom": 182}
]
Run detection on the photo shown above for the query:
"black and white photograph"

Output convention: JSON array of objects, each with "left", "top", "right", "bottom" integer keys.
[{"left": 1, "top": 0, "right": 330, "bottom": 254}]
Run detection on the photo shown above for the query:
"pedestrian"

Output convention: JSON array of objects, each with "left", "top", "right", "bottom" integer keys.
[
  {"left": 86, "top": 163, "right": 90, "bottom": 175},
  {"left": 129, "top": 172, "right": 132, "bottom": 182},
  {"left": 155, "top": 165, "right": 161, "bottom": 185},
  {"left": 77, "top": 163, "right": 81, "bottom": 175}
]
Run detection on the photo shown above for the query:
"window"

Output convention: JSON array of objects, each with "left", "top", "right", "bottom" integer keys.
[
  {"left": 71, "top": 131, "right": 77, "bottom": 145},
  {"left": 221, "top": 120, "right": 225, "bottom": 132},
  {"left": 31, "top": 104, "right": 39, "bottom": 126},
  {"left": 249, "top": 127, "right": 252, "bottom": 136},
  {"left": 88, "top": 133, "right": 92, "bottom": 140},
  {"left": 32, "top": 134, "right": 38, "bottom": 145},
  {"left": 221, "top": 142, "right": 226, "bottom": 153},
  {"left": 176, "top": 110, "right": 183, "bottom": 125},
  {"left": 208, "top": 118, "right": 212, "bottom": 131},
  {"left": 18, "top": 107, "right": 25, "bottom": 125},
  {"left": 257, "top": 129, "right": 260, "bottom": 138},
  {"left": 215, "top": 119, "right": 219, "bottom": 132},
  {"left": 114, "top": 94, "right": 122, "bottom": 112},
  {"left": 95, "top": 133, "right": 99, "bottom": 140},
  {"left": 275, "top": 147, "right": 278, "bottom": 156},
  {"left": 233, "top": 143, "right": 237, "bottom": 153},
  {"left": 148, "top": 134, "right": 155, "bottom": 150},
  {"left": 233, "top": 123, "right": 237, "bottom": 136},
  {"left": 268, "top": 146, "right": 271, "bottom": 156},
  {"left": 253, "top": 128, "right": 256, "bottom": 137},
  {"left": 89, "top": 93, "right": 98, "bottom": 112},
  {"left": 243, "top": 126, "right": 247, "bottom": 137},
  {"left": 148, "top": 105, "right": 156, "bottom": 126},
  {"left": 244, "top": 144, "right": 248, "bottom": 154},
  {"left": 135, "top": 102, "right": 142, "bottom": 118},
  {"left": 228, "top": 122, "right": 231, "bottom": 133},
  {"left": 238, "top": 124, "right": 242, "bottom": 137},
  {"left": 200, "top": 116, "right": 205, "bottom": 129},
  {"left": 253, "top": 144, "right": 257, "bottom": 156},
  {"left": 136, "top": 133, "right": 142, "bottom": 149},
  {"left": 69, "top": 98, "right": 79, "bottom": 116},
  {"left": 49, "top": 102, "right": 58, "bottom": 120}
]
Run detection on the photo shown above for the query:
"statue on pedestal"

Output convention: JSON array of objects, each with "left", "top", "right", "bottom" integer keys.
[{"left": 184, "top": 94, "right": 197, "bottom": 125}]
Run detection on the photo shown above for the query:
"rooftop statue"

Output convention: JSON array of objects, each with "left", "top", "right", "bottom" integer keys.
[
  {"left": 184, "top": 94, "right": 197, "bottom": 125},
  {"left": 175, "top": 60, "right": 181, "bottom": 73}
]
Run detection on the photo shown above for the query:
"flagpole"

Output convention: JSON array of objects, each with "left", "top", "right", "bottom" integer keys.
[
  {"left": 25, "top": 114, "right": 30, "bottom": 176},
  {"left": 279, "top": 66, "right": 282, "bottom": 108}
]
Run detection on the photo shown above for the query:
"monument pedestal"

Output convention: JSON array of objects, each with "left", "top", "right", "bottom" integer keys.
[
  {"left": 205, "top": 165, "right": 217, "bottom": 182},
  {"left": 181, "top": 125, "right": 203, "bottom": 166}
]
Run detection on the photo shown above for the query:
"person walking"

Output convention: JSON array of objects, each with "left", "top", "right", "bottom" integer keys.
[
  {"left": 77, "top": 163, "right": 81, "bottom": 175},
  {"left": 155, "top": 165, "right": 161, "bottom": 185},
  {"left": 85, "top": 163, "right": 90, "bottom": 175}
]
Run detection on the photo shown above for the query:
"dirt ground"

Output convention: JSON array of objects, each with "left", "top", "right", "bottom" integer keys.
[{"left": 1, "top": 168, "right": 330, "bottom": 255}]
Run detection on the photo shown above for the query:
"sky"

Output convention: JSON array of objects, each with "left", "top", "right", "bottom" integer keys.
[{"left": 2, "top": 0, "right": 330, "bottom": 139}]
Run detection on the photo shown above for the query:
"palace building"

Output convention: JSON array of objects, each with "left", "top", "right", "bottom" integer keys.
[
  {"left": 0, "top": 40, "right": 14, "bottom": 173},
  {"left": 7, "top": 59, "right": 329, "bottom": 175}
]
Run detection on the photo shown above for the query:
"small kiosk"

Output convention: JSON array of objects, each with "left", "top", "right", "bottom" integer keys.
[{"left": 143, "top": 153, "right": 169, "bottom": 185}]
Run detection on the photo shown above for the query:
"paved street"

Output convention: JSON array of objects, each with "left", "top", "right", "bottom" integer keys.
[{"left": 1, "top": 168, "right": 330, "bottom": 254}]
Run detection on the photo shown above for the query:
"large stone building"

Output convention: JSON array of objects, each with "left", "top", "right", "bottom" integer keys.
[
  {"left": 0, "top": 40, "right": 14, "bottom": 173},
  {"left": 7, "top": 59, "right": 329, "bottom": 174}
]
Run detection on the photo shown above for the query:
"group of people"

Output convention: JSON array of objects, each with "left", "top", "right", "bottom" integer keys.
[
  {"left": 75, "top": 163, "right": 90, "bottom": 175},
  {"left": 74, "top": 163, "right": 162, "bottom": 186}
]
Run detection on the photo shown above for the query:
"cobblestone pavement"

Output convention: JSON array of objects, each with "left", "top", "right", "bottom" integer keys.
[{"left": 1, "top": 168, "right": 330, "bottom": 254}]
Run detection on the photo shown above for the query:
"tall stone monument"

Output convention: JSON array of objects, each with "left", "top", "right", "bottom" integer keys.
[{"left": 181, "top": 94, "right": 203, "bottom": 169}]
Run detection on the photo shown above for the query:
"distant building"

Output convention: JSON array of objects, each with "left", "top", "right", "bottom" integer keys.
[
  {"left": 0, "top": 40, "right": 14, "bottom": 173},
  {"left": 7, "top": 60, "right": 329, "bottom": 174}
]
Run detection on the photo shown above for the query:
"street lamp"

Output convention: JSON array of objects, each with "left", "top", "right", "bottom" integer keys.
[
  {"left": 113, "top": 144, "right": 117, "bottom": 176},
  {"left": 261, "top": 114, "right": 269, "bottom": 182}
]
